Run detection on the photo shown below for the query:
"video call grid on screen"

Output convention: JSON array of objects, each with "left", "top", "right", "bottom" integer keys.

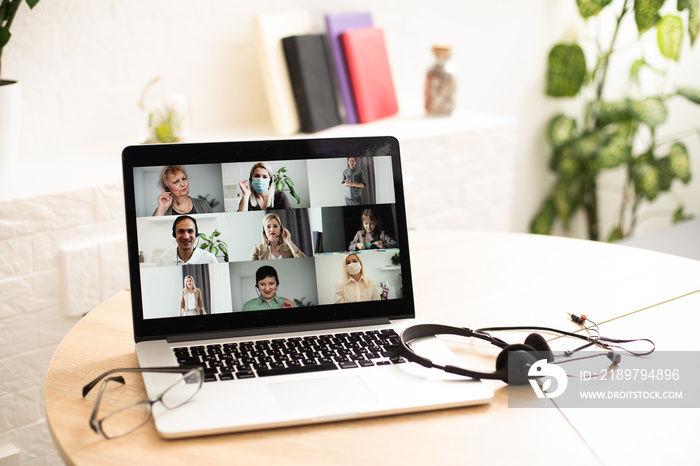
[{"left": 131, "top": 155, "right": 407, "bottom": 321}]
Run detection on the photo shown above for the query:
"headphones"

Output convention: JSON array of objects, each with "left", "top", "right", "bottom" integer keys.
[
  {"left": 172, "top": 215, "right": 198, "bottom": 238},
  {"left": 398, "top": 322, "right": 643, "bottom": 385},
  {"left": 399, "top": 324, "right": 555, "bottom": 385}
]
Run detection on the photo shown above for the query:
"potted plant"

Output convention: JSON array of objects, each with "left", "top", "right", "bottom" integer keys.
[
  {"left": 138, "top": 76, "right": 189, "bottom": 144},
  {"left": 273, "top": 166, "right": 301, "bottom": 205},
  {"left": 198, "top": 229, "right": 229, "bottom": 262},
  {"left": 530, "top": 0, "right": 700, "bottom": 241},
  {"left": 0, "top": 0, "right": 40, "bottom": 173}
]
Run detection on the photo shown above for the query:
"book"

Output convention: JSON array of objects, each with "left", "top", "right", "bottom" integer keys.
[
  {"left": 341, "top": 27, "right": 399, "bottom": 124},
  {"left": 282, "top": 34, "right": 342, "bottom": 133},
  {"left": 324, "top": 12, "right": 373, "bottom": 124},
  {"left": 253, "top": 11, "right": 313, "bottom": 136}
]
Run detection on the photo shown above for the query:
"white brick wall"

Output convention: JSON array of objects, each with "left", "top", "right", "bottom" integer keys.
[{"left": 0, "top": 185, "right": 127, "bottom": 465}]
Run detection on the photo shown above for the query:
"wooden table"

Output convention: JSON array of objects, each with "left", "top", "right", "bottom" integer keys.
[{"left": 45, "top": 231, "right": 700, "bottom": 465}]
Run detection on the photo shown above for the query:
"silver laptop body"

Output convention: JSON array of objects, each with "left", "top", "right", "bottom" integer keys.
[{"left": 121, "top": 136, "right": 493, "bottom": 438}]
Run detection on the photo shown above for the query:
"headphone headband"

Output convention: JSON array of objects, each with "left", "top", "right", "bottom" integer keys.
[
  {"left": 399, "top": 324, "right": 551, "bottom": 385},
  {"left": 401, "top": 324, "right": 509, "bottom": 351}
]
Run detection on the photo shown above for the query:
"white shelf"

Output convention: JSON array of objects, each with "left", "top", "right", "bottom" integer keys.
[{"left": 0, "top": 110, "right": 516, "bottom": 232}]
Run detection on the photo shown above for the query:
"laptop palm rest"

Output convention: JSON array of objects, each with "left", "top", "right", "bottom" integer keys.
[{"left": 268, "top": 375, "right": 377, "bottom": 413}]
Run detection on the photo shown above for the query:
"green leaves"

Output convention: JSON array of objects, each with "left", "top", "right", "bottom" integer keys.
[
  {"left": 283, "top": 176, "right": 300, "bottom": 204},
  {"left": 546, "top": 44, "right": 586, "bottom": 97},
  {"left": 577, "top": 0, "right": 613, "bottom": 18},
  {"left": 658, "top": 14, "right": 684, "bottom": 59},
  {"left": 273, "top": 166, "right": 301, "bottom": 205},
  {"left": 668, "top": 142, "right": 691, "bottom": 182},
  {"left": 589, "top": 97, "right": 668, "bottom": 128},
  {"left": 632, "top": 142, "right": 690, "bottom": 201},
  {"left": 633, "top": 162, "right": 661, "bottom": 200},
  {"left": 552, "top": 180, "right": 579, "bottom": 226},
  {"left": 198, "top": 229, "right": 229, "bottom": 262},
  {"left": 1, "top": 0, "right": 41, "bottom": 76},
  {"left": 530, "top": 200, "right": 555, "bottom": 235},
  {"left": 677, "top": 86, "right": 700, "bottom": 104},
  {"left": 534, "top": 0, "right": 697, "bottom": 242},
  {"left": 690, "top": 0, "right": 700, "bottom": 44},
  {"left": 636, "top": 0, "right": 696, "bottom": 56},
  {"left": 547, "top": 114, "right": 577, "bottom": 149},
  {"left": 677, "top": 0, "right": 699, "bottom": 45},
  {"left": 629, "top": 97, "right": 668, "bottom": 127},
  {"left": 597, "top": 132, "right": 631, "bottom": 168},
  {"left": 672, "top": 205, "right": 694, "bottom": 223},
  {"left": 635, "top": 0, "right": 665, "bottom": 34},
  {"left": 0, "top": 27, "right": 9, "bottom": 48},
  {"left": 589, "top": 100, "right": 631, "bottom": 126}
]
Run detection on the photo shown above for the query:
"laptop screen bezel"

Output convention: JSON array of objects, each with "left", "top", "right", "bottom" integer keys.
[{"left": 122, "top": 136, "right": 415, "bottom": 342}]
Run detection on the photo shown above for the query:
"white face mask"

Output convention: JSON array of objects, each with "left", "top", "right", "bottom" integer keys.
[{"left": 346, "top": 262, "right": 362, "bottom": 276}]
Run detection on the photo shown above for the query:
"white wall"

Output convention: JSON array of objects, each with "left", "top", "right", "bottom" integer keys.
[
  {"left": 6, "top": 0, "right": 695, "bottom": 238},
  {"left": 2, "top": 0, "right": 699, "bottom": 463}
]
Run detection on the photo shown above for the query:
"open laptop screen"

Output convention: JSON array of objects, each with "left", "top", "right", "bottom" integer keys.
[{"left": 122, "top": 137, "right": 414, "bottom": 342}]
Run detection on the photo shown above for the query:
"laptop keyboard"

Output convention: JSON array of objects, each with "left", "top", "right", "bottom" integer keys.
[{"left": 173, "top": 329, "right": 406, "bottom": 382}]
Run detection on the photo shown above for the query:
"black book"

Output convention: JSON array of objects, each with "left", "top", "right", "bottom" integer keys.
[{"left": 282, "top": 34, "right": 342, "bottom": 133}]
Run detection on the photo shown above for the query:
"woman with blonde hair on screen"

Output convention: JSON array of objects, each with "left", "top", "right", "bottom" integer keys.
[
  {"left": 237, "top": 162, "right": 291, "bottom": 211},
  {"left": 334, "top": 253, "right": 380, "bottom": 303},
  {"left": 250, "top": 213, "right": 306, "bottom": 260},
  {"left": 180, "top": 275, "right": 207, "bottom": 316}
]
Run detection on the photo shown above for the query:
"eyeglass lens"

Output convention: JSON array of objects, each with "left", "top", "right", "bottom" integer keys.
[
  {"left": 99, "top": 399, "right": 151, "bottom": 439},
  {"left": 96, "top": 369, "right": 202, "bottom": 439},
  {"left": 160, "top": 370, "right": 202, "bottom": 409}
]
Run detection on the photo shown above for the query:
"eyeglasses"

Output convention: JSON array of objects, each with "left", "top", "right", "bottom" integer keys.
[{"left": 82, "top": 366, "right": 203, "bottom": 439}]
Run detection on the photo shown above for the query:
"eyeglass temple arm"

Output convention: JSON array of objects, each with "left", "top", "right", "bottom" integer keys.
[{"left": 82, "top": 366, "right": 200, "bottom": 397}]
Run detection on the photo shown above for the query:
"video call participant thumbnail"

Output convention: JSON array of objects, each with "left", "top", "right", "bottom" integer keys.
[
  {"left": 242, "top": 266, "right": 294, "bottom": 311},
  {"left": 341, "top": 156, "right": 366, "bottom": 206},
  {"left": 250, "top": 213, "right": 306, "bottom": 260},
  {"left": 159, "top": 215, "right": 218, "bottom": 266},
  {"left": 180, "top": 275, "right": 208, "bottom": 316},
  {"left": 153, "top": 165, "right": 214, "bottom": 216},
  {"left": 237, "top": 162, "right": 291, "bottom": 211},
  {"left": 334, "top": 253, "right": 380, "bottom": 303},
  {"left": 348, "top": 208, "right": 398, "bottom": 251}
]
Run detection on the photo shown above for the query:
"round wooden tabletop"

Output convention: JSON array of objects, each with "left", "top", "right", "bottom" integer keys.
[{"left": 45, "top": 231, "right": 700, "bottom": 465}]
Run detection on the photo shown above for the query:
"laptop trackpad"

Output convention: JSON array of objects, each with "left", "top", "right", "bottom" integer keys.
[{"left": 268, "top": 375, "right": 377, "bottom": 413}]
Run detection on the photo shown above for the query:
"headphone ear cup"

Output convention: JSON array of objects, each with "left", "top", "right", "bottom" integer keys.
[
  {"left": 495, "top": 344, "right": 538, "bottom": 385},
  {"left": 523, "top": 333, "right": 554, "bottom": 362}
]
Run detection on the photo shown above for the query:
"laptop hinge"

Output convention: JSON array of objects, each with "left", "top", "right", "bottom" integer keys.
[{"left": 165, "top": 317, "right": 392, "bottom": 343}]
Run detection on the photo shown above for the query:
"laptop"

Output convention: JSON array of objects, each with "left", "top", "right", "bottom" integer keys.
[{"left": 121, "top": 136, "right": 493, "bottom": 438}]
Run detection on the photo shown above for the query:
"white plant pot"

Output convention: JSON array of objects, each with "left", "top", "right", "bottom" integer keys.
[{"left": 0, "top": 80, "right": 21, "bottom": 176}]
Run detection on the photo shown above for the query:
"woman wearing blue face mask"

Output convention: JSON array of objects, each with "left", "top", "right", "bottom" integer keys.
[{"left": 237, "top": 162, "right": 292, "bottom": 211}]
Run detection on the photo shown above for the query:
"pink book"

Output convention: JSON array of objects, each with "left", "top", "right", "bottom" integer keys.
[
  {"left": 325, "top": 12, "right": 374, "bottom": 124},
  {"left": 340, "top": 27, "right": 399, "bottom": 123}
]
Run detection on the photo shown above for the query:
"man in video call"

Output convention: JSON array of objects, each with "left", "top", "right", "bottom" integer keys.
[
  {"left": 158, "top": 215, "right": 218, "bottom": 266},
  {"left": 341, "top": 156, "right": 366, "bottom": 205}
]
